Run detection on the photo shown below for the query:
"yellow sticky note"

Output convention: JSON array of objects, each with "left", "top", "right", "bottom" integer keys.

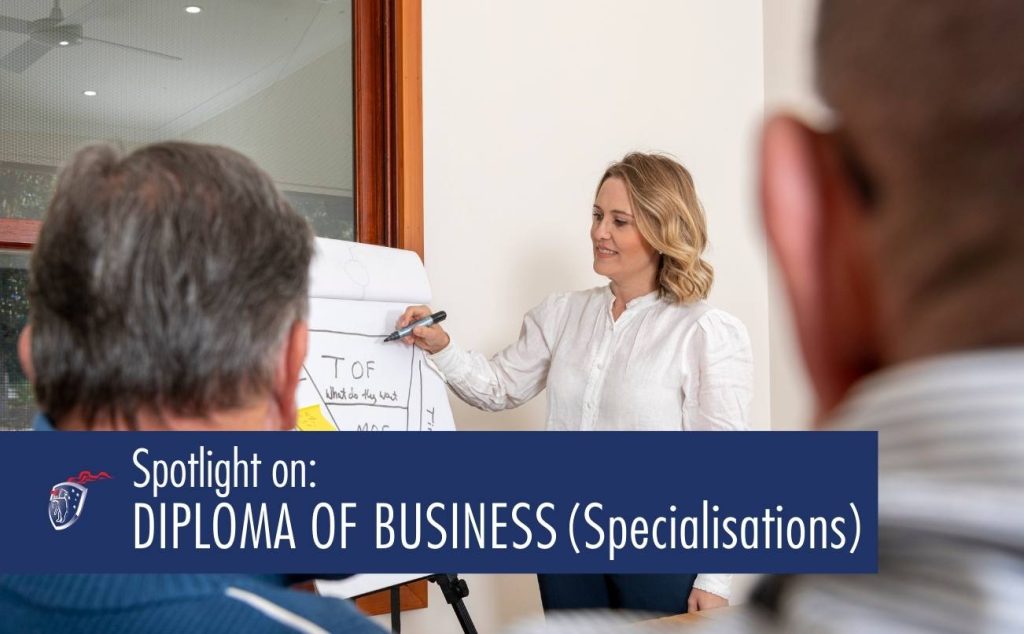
[{"left": 297, "top": 404, "right": 335, "bottom": 431}]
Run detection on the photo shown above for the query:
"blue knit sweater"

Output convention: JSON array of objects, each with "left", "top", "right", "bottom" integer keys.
[
  {"left": 11, "top": 415, "right": 381, "bottom": 633},
  {"left": 0, "top": 574, "right": 381, "bottom": 633}
]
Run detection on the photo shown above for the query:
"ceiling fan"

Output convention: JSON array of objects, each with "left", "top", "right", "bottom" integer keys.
[{"left": 0, "top": 0, "right": 181, "bottom": 73}]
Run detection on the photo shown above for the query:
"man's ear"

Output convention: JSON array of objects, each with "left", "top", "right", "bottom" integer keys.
[
  {"left": 271, "top": 320, "right": 308, "bottom": 431},
  {"left": 17, "top": 325, "right": 34, "bottom": 384},
  {"left": 762, "top": 115, "right": 863, "bottom": 421}
]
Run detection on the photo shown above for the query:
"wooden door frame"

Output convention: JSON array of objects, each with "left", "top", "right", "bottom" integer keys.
[
  {"left": 347, "top": 0, "right": 429, "bottom": 617},
  {"left": 353, "top": 0, "right": 424, "bottom": 260}
]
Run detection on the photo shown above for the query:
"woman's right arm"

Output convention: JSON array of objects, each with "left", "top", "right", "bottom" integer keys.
[{"left": 396, "top": 297, "right": 561, "bottom": 412}]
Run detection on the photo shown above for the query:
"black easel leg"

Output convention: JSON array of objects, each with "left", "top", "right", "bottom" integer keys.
[
  {"left": 429, "top": 574, "right": 477, "bottom": 634},
  {"left": 390, "top": 586, "right": 401, "bottom": 633}
]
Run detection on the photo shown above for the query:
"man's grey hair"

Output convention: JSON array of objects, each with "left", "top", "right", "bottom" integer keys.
[{"left": 28, "top": 142, "right": 314, "bottom": 425}]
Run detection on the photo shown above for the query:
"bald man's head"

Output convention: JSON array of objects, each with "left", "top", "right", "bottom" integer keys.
[
  {"left": 762, "top": 1, "right": 1024, "bottom": 417},
  {"left": 817, "top": 0, "right": 1024, "bottom": 208},
  {"left": 817, "top": 0, "right": 1024, "bottom": 354}
]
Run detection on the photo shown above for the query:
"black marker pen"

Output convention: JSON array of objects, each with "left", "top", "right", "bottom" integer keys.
[{"left": 384, "top": 310, "right": 447, "bottom": 342}]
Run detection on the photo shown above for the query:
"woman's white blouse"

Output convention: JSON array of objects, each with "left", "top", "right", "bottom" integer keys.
[
  {"left": 429, "top": 286, "right": 753, "bottom": 432},
  {"left": 428, "top": 286, "right": 753, "bottom": 600}
]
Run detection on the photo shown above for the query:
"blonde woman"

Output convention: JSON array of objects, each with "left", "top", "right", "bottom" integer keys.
[{"left": 397, "top": 152, "right": 753, "bottom": 614}]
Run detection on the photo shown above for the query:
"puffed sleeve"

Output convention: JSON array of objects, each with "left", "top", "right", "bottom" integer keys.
[
  {"left": 687, "top": 309, "right": 753, "bottom": 431},
  {"left": 428, "top": 293, "right": 567, "bottom": 412},
  {"left": 689, "top": 310, "right": 752, "bottom": 600}
]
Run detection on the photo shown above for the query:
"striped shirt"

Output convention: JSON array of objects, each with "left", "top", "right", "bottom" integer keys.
[{"left": 716, "top": 349, "right": 1024, "bottom": 633}]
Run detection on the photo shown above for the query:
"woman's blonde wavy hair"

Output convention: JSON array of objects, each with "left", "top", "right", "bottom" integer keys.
[{"left": 598, "top": 152, "right": 714, "bottom": 303}]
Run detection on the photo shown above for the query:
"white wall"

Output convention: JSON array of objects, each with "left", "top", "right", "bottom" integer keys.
[
  {"left": 762, "top": 0, "right": 823, "bottom": 429},
  {"left": 412, "top": 1, "right": 769, "bottom": 631},
  {"left": 424, "top": 0, "right": 769, "bottom": 432}
]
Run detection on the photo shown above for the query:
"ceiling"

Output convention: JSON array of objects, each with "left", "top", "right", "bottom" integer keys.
[{"left": 0, "top": 0, "right": 351, "bottom": 144}]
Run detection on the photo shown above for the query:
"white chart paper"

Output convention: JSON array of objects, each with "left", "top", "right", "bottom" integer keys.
[{"left": 296, "top": 239, "right": 455, "bottom": 432}]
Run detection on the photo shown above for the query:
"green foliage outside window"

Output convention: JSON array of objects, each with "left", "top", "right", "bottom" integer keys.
[
  {"left": 0, "top": 253, "right": 33, "bottom": 430},
  {"left": 0, "top": 162, "right": 56, "bottom": 220}
]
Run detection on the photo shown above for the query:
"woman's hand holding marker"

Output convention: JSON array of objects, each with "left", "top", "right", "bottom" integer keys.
[{"left": 391, "top": 306, "right": 450, "bottom": 353}]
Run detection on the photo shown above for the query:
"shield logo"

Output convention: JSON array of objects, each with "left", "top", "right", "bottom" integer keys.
[{"left": 49, "top": 482, "right": 88, "bottom": 531}]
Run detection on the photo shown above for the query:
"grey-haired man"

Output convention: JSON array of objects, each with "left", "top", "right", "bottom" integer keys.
[{"left": 1, "top": 142, "right": 381, "bottom": 633}]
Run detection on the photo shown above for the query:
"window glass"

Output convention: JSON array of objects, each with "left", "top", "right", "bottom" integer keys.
[
  {"left": 0, "top": 0, "right": 354, "bottom": 427},
  {"left": 0, "top": 0, "right": 353, "bottom": 234}
]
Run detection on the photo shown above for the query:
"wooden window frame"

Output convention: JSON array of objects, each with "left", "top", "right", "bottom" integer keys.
[
  {"left": 0, "top": 218, "right": 41, "bottom": 250},
  {"left": 351, "top": 0, "right": 428, "bottom": 617},
  {"left": 354, "top": 0, "right": 424, "bottom": 260}
]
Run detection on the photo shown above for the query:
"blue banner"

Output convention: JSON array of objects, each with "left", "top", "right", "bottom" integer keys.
[{"left": 2, "top": 431, "right": 876, "bottom": 574}]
